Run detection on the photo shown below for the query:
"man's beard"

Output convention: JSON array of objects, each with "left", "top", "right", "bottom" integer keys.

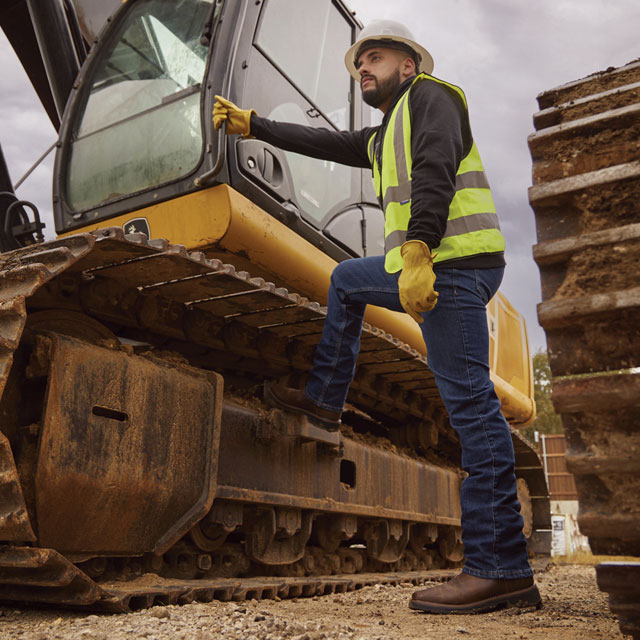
[{"left": 362, "top": 69, "right": 402, "bottom": 108}]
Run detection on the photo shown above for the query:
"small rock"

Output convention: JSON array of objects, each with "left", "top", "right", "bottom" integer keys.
[
  {"left": 149, "top": 606, "right": 170, "bottom": 619},
  {"left": 457, "top": 628, "right": 470, "bottom": 634},
  {"left": 254, "top": 614, "right": 266, "bottom": 622}
]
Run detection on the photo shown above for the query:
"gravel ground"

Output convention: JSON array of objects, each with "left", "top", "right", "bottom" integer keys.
[{"left": 0, "top": 564, "right": 625, "bottom": 640}]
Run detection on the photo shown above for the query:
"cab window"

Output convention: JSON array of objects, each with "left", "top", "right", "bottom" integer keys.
[
  {"left": 66, "top": 0, "right": 216, "bottom": 211},
  {"left": 255, "top": 0, "right": 351, "bottom": 129},
  {"left": 247, "top": 0, "right": 356, "bottom": 230}
]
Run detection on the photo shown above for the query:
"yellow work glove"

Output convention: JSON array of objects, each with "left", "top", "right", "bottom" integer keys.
[
  {"left": 398, "top": 240, "right": 439, "bottom": 323},
  {"left": 213, "top": 95, "right": 255, "bottom": 137}
]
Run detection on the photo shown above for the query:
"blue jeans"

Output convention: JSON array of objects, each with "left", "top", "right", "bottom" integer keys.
[{"left": 305, "top": 256, "right": 532, "bottom": 579}]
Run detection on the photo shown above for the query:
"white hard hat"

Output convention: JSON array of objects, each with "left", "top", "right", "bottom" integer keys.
[{"left": 344, "top": 20, "right": 434, "bottom": 80}]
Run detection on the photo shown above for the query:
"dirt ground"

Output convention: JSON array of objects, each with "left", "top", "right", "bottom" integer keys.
[{"left": 0, "top": 564, "right": 626, "bottom": 640}]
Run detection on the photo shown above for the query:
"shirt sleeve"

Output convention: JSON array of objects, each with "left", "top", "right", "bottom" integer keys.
[
  {"left": 250, "top": 115, "right": 376, "bottom": 169},
  {"left": 406, "top": 81, "right": 471, "bottom": 250}
]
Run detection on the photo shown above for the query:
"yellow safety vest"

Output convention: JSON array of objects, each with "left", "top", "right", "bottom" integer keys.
[{"left": 367, "top": 73, "right": 505, "bottom": 273}]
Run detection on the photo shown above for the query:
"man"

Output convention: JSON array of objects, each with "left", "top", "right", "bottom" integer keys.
[{"left": 213, "top": 20, "right": 540, "bottom": 614}]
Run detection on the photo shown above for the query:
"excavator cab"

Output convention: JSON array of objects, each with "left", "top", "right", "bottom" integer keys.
[{"left": 54, "top": 0, "right": 383, "bottom": 261}]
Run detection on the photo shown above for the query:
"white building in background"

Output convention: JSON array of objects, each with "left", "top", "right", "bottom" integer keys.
[{"left": 538, "top": 433, "right": 590, "bottom": 556}]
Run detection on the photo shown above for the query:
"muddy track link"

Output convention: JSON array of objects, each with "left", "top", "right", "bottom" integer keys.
[{"left": 529, "top": 60, "right": 640, "bottom": 638}]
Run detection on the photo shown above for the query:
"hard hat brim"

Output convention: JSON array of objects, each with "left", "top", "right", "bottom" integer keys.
[{"left": 344, "top": 34, "right": 434, "bottom": 80}]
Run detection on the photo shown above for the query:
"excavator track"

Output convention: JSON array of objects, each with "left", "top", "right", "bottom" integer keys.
[
  {"left": 0, "top": 228, "right": 548, "bottom": 611},
  {"left": 0, "top": 227, "right": 447, "bottom": 432},
  {"left": 0, "top": 544, "right": 460, "bottom": 613},
  {"left": 529, "top": 59, "right": 640, "bottom": 639}
]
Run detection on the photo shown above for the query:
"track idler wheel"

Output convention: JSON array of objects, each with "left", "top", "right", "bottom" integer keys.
[
  {"left": 314, "top": 514, "right": 358, "bottom": 552},
  {"left": 190, "top": 501, "right": 243, "bottom": 551},
  {"left": 25, "top": 310, "right": 119, "bottom": 346},
  {"left": 409, "top": 523, "right": 438, "bottom": 554},
  {"left": 76, "top": 556, "right": 107, "bottom": 580},
  {"left": 245, "top": 507, "right": 312, "bottom": 565},
  {"left": 363, "top": 520, "right": 411, "bottom": 564},
  {"left": 439, "top": 526, "right": 464, "bottom": 563}
]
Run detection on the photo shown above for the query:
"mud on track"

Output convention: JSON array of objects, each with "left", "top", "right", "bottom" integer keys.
[{"left": 0, "top": 564, "right": 625, "bottom": 640}]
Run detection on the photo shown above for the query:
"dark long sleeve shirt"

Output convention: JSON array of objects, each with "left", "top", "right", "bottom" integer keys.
[{"left": 250, "top": 76, "right": 504, "bottom": 269}]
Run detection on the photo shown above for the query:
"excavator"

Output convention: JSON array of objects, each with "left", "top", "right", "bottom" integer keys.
[{"left": 0, "top": 0, "right": 549, "bottom": 610}]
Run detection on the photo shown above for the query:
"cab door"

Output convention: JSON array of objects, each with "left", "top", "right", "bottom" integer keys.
[{"left": 227, "top": 0, "right": 366, "bottom": 261}]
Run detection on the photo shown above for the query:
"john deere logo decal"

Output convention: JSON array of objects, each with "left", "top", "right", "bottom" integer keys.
[{"left": 123, "top": 217, "right": 150, "bottom": 238}]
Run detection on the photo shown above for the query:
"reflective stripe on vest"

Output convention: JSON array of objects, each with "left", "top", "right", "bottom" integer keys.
[{"left": 367, "top": 73, "right": 505, "bottom": 273}]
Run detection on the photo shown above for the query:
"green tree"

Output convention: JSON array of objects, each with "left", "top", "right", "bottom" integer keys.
[{"left": 522, "top": 349, "right": 564, "bottom": 442}]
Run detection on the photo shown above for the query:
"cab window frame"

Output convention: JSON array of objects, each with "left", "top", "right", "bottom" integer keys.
[
  {"left": 58, "top": 0, "right": 222, "bottom": 217},
  {"left": 252, "top": 0, "right": 355, "bottom": 134},
  {"left": 243, "top": 0, "right": 361, "bottom": 236}
]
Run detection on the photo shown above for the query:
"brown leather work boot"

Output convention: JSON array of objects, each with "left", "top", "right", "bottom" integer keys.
[
  {"left": 264, "top": 381, "right": 341, "bottom": 431},
  {"left": 410, "top": 572, "right": 541, "bottom": 614}
]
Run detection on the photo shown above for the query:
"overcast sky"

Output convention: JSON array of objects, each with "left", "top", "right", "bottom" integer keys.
[{"left": 1, "top": 0, "right": 639, "bottom": 353}]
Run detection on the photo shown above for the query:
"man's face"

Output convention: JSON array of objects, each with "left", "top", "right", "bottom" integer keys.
[{"left": 356, "top": 47, "right": 409, "bottom": 110}]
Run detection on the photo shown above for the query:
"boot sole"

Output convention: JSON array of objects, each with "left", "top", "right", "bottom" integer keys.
[
  {"left": 263, "top": 383, "right": 341, "bottom": 431},
  {"left": 409, "top": 585, "right": 542, "bottom": 614}
]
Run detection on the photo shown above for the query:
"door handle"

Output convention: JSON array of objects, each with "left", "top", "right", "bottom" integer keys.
[
  {"left": 259, "top": 149, "right": 277, "bottom": 185},
  {"left": 236, "top": 139, "right": 293, "bottom": 202}
]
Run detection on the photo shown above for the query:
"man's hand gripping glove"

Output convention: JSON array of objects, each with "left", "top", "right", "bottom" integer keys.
[
  {"left": 213, "top": 95, "right": 255, "bottom": 137},
  {"left": 398, "top": 240, "right": 439, "bottom": 323}
]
